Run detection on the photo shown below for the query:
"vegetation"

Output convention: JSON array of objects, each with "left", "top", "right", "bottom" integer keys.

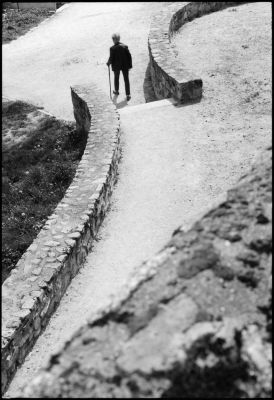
[
  {"left": 2, "top": 6, "right": 54, "bottom": 44},
  {"left": 2, "top": 101, "right": 86, "bottom": 283}
]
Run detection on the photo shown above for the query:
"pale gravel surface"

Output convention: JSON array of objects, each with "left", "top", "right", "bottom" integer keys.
[
  {"left": 4, "top": 2, "right": 272, "bottom": 397},
  {"left": 2, "top": 2, "right": 170, "bottom": 120},
  {"left": 172, "top": 2, "right": 272, "bottom": 119}
]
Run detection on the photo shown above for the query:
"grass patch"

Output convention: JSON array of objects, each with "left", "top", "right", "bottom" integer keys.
[
  {"left": 2, "top": 100, "right": 87, "bottom": 283},
  {"left": 2, "top": 7, "right": 54, "bottom": 44}
]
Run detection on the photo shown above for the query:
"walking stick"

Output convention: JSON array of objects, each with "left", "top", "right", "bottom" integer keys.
[{"left": 108, "top": 65, "right": 112, "bottom": 99}]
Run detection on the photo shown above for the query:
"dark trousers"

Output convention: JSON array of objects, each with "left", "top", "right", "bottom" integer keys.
[{"left": 114, "top": 69, "right": 130, "bottom": 95}]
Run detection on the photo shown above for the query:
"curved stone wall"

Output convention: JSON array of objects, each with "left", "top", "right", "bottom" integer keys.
[
  {"left": 1, "top": 84, "right": 121, "bottom": 394},
  {"left": 148, "top": 1, "right": 247, "bottom": 102}
]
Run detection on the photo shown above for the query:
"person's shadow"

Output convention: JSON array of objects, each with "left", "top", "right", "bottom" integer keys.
[{"left": 112, "top": 94, "right": 128, "bottom": 109}]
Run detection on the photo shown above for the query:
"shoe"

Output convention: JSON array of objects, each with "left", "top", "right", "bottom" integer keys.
[
  {"left": 126, "top": 95, "right": 131, "bottom": 101},
  {"left": 113, "top": 91, "right": 119, "bottom": 95}
]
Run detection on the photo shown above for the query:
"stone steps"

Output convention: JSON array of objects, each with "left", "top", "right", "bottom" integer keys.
[{"left": 120, "top": 98, "right": 177, "bottom": 115}]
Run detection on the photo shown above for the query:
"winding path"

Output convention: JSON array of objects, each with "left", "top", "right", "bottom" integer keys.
[
  {"left": 3, "top": 2, "right": 167, "bottom": 119},
  {"left": 3, "top": 2, "right": 271, "bottom": 397}
]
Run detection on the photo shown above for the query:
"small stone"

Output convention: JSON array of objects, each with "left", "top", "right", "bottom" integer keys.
[
  {"left": 53, "top": 235, "right": 63, "bottom": 240},
  {"left": 46, "top": 257, "right": 56, "bottom": 262},
  {"left": 227, "top": 231, "right": 242, "bottom": 242},
  {"left": 27, "top": 276, "right": 38, "bottom": 282},
  {"left": 44, "top": 241, "right": 60, "bottom": 247},
  {"left": 24, "top": 264, "right": 33, "bottom": 275},
  {"left": 31, "top": 290, "right": 42, "bottom": 298},
  {"left": 236, "top": 250, "right": 260, "bottom": 267},
  {"left": 29, "top": 243, "right": 38, "bottom": 252},
  {"left": 36, "top": 251, "right": 48, "bottom": 258},
  {"left": 256, "top": 213, "right": 269, "bottom": 224},
  {"left": 21, "top": 298, "right": 36, "bottom": 310},
  {"left": 45, "top": 262, "right": 61, "bottom": 270},
  {"left": 32, "top": 259, "right": 42, "bottom": 265},
  {"left": 43, "top": 269, "right": 55, "bottom": 282},
  {"left": 250, "top": 235, "right": 272, "bottom": 253},
  {"left": 61, "top": 227, "right": 72, "bottom": 234},
  {"left": 178, "top": 243, "right": 219, "bottom": 279},
  {"left": 56, "top": 246, "right": 65, "bottom": 253},
  {"left": 2, "top": 337, "right": 10, "bottom": 347},
  {"left": 58, "top": 246, "right": 70, "bottom": 254},
  {"left": 38, "top": 281, "right": 48, "bottom": 289},
  {"left": 68, "top": 232, "right": 81, "bottom": 239},
  {"left": 15, "top": 309, "right": 31, "bottom": 320},
  {"left": 10, "top": 269, "right": 18, "bottom": 275},
  {"left": 32, "top": 267, "right": 42, "bottom": 276},
  {"left": 41, "top": 247, "right": 50, "bottom": 253},
  {"left": 57, "top": 255, "right": 67, "bottom": 262},
  {"left": 6, "top": 320, "right": 20, "bottom": 329},
  {"left": 34, "top": 317, "right": 41, "bottom": 330},
  {"left": 65, "top": 239, "right": 75, "bottom": 247}
]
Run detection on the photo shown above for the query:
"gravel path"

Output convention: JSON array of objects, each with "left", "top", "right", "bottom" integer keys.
[
  {"left": 172, "top": 2, "right": 271, "bottom": 120},
  {"left": 4, "top": 2, "right": 271, "bottom": 397},
  {"left": 2, "top": 2, "right": 168, "bottom": 120}
]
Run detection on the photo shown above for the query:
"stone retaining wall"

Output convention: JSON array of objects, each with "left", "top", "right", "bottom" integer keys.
[
  {"left": 148, "top": 2, "right": 247, "bottom": 102},
  {"left": 1, "top": 84, "right": 121, "bottom": 394}
]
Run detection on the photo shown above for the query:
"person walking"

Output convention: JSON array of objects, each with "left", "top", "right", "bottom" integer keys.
[{"left": 107, "top": 33, "right": 132, "bottom": 101}]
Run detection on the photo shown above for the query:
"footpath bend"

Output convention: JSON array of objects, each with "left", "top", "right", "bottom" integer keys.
[
  {"left": 3, "top": 2, "right": 166, "bottom": 119},
  {"left": 3, "top": 2, "right": 271, "bottom": 396}
]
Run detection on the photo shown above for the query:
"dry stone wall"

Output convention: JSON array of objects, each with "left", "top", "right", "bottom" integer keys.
[
  {"left": 148, "top": 2, "right": 247, "bottom": 102},
  {"left": 20, "top": 146, "right": 272, "bottom": 398},
  {"left": 1, "top": 84, "right": 121, "bottom": 395}
]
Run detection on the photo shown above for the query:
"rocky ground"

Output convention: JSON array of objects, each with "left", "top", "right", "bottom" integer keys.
[{"left": 21, "top": 145, "right": 272, "bottom": 398}]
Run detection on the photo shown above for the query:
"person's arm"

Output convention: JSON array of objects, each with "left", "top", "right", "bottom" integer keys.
[
  {"left": 107, "top": 47, "right": 113, "bottom": 66},
  {"left": 127, "top": 48, "right": 132, "bottom": 69}
]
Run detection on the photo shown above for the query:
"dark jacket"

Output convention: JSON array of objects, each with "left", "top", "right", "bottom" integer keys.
[{"left": 107, "top": 42, "right": 132, "bottom": 71}]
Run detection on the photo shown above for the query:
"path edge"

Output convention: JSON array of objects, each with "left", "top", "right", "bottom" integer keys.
[{"left": 1, "top": 84, "right": 121, "bottom": 395}]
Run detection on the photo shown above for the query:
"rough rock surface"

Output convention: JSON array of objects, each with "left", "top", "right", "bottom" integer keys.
[{"left": 21, "top": 146, "right": 272, "bottom": 398}]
